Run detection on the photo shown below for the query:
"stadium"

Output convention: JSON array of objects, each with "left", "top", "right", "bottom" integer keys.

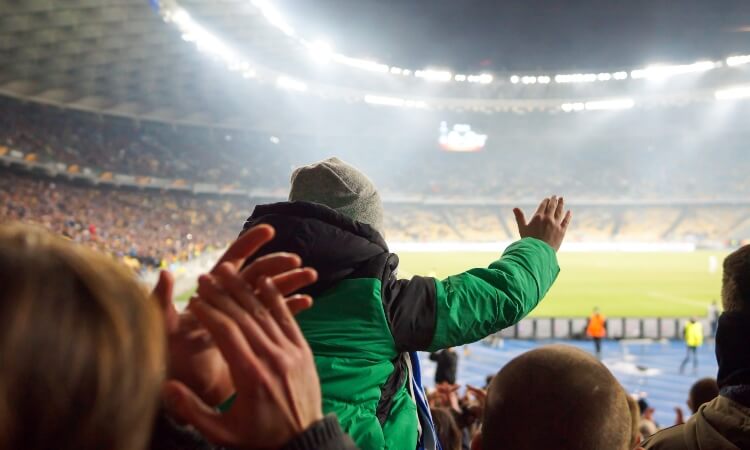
[{"left": 2, "top": 1, "right": 750, "bottom": 448}]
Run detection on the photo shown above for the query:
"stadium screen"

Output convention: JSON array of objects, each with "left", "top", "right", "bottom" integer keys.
[{"left": 438, "top": 121, "right": 488, "bottom": 152}]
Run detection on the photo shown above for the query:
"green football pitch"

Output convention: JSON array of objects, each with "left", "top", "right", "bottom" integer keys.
[
  {"left": 178, "top": 251, "right": 727, "bottom": 318},
  {"left": 396, "top": 251, "right": 726, "bottom": 318}
]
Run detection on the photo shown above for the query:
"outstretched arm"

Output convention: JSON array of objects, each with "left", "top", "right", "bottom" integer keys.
[{"left": 385, "top": 197, "right": 572, "bottom": 352}]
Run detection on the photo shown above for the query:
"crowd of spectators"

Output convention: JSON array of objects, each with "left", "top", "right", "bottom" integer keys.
[
  {"left": 0, "top": 170, "right": 248, "bottom": 270},
  {"left": 2, "top": 96, "right": 749, "bottom": 202}
]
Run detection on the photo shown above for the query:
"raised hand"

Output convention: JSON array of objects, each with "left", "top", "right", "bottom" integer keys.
[
  {"left": 512, "top": 196, "right": 572, "bottom": 251},
  {"left": 164, "top": 272, "right": 322, "bottom": 449},
  {"left": 151, "top": 224, "right": 317, "bottom": 407}
]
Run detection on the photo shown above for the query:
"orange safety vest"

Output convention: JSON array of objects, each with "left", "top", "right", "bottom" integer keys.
[{"left": 587, "top": 314, "right": 607, "bottom": 338}]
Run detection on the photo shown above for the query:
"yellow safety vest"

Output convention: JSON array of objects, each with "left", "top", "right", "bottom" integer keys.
[{"left": 685, "top": 322, "right": 704, "bottom": 347}]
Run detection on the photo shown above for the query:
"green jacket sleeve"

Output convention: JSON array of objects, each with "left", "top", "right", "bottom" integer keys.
[{"left": 427, "top": 237, "right": 559, "bottom": 351}]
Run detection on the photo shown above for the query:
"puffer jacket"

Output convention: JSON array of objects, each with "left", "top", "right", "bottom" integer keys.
[{"left": 240, "top": 201, "right": 560, "bottom": 450}]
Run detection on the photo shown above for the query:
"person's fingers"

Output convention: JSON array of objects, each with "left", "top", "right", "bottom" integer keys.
[
  {"left": 197, "top": 271, "right": 284, "bottom": 357},
  {"left": 554, "top": 197, "right": 565, "bottom": 221},
  {"left": 561, "top": 210, "right": 573, "bottom": 230},
  {"left": 190, "top": 299, "right": 266, "bottom": 390},
  {"left": 162, "top": 380, "right": 236, "bottom": 447},
  {"left": 513, "top": 208, "right": 527, "bottom": 233},
  {"left": 269, "top": 268, "right": 318, "bottom": 296},
  {"left": 286, "top": 295, "right": 314, "bottom": 315},
  {"left": 534, "top": 198, "right": 549, "bottom": 216},
  {"left": 545, "top": 196, "right": 558, "bottom": 215},
  {"left": 212, "top": 224, "right": 275, "bottom": 271},
  {"left": 212, "top": 267, "right": 288, "bottom": 347},
  {"left": 240, "top": 252, "right": 302, "bottom": 286},
  {"left": 257, "top": 276, "right": 307, "bottom": 345},
  {"left": 152, "top": 270, "right": 178, "bottom": 332}
]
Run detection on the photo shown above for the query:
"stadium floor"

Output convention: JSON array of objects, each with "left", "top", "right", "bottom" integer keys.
[{"left": 419, "top": 339, "right": 718, "bottom": 427}]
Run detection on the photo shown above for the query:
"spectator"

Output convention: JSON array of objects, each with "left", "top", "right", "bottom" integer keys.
[
  {"left": 239, "top": 157, "right": 571, "bottom": 450},
  {"left": 430, "top": 347, "right": 459, "bottom": 385},
  {"left": 674, "top": 378, "right": 719, "bottom": 425},
  {"left": 638, "top": 398, "right": 660, "bottom": 439},
  {"left": 430, "top": 408, "right": 462, "bottom": 450},
  {"left": 0, "top": 224, "right": 165, "bottom": 450},
  {"left": 643, "top": 244, "right": 750, "bottom": 449},
  {"left": 150, "top": 224, "right": 356, "bottom": 450},
  {"left": 0, "top": 223, "right": 356, "bottom": 450},
  {"left": 627, "top": 395, "right": 643, "bottom": 448},
  {"left": 472, "top": 344, "right": 638, "bottom": 450}
]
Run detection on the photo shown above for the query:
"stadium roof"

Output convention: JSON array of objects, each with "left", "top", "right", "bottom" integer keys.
[{"left": 1, "top": 0, "right": 750, "bottom": 125}]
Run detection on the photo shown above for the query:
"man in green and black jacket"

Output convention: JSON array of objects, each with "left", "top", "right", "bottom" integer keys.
[{"left": 241, "top": 158, "right": 572, "bottom": 450}]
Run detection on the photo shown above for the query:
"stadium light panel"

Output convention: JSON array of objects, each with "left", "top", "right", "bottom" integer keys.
[
  {"left": 613, "top": 71, "right": 628, "bottom": 80},
  {"left": 415, "top": 69, "right": 453, "bottom": 82},
  {"left": 276, "top": 76, "right": 307, "bottom": 91},
  {"left": 336, "top": 56, "right": 390, "bottom": 73},
  {"left": 455, "top": 74, "right": 467, "bottom": 81},
  {"left": 521, "top": 76, "right": 537, "bottom": 84},
  {"left": 537, "top": 76, "right": 551, "bottom": 84},
  {"left": 364, "top": 95, "right": 426, "bottom": 108},
  {"left": 561, "top": 102, "right": 585, "bottom": 112},
  {"left": 597, "top": 73, "right": 612, "bottom": 81},
  {"left": 510, "top": 75, "right": 520, "bottom": 84},
  {"left": 630, "top": 61, "right": 717, "bottom": 80},
  {"left": 390, "top": 67, "right": 404, "bottom": 75},
  {"left": 715, "top": 86, "right": 750, "bottom": 100},
  {"left": 726, "top": 55, "right": 750, "bottom": 67},
  {"left": 306, "top": 40, "right": 334, "bottom": 64},
  {"left": 251, "top": 0, "right": 295, "bottom": 36},
  {"left": 584, "top": 98, "right": 635, "bottom": 110},
  {"left": 555, "top": 73, "right": 598, "bottom": 83}
]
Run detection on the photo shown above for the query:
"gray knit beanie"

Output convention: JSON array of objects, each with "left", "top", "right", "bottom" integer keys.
[{"left": 289, "top": 157, "right": 384, "bottom": 236}]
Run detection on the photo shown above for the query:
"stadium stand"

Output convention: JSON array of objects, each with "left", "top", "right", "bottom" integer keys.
[{"left": 0, "top": 170, "right": 246, "bottom": 269}]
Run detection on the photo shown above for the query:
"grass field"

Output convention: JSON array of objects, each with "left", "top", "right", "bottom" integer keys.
[{"left": 397, "top": 251, "right": 727, "bottom": 317}]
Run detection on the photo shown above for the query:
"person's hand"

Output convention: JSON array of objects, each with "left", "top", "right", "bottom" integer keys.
[
  {"left": 163, "top": 270, "right": 323, "bottom": 449},
  {"left": 435, "top": 383, "right": 462, "bottom": 413},
  {"left": 151, "top": 224, "right": 317, "bottom": 407},
  {"left": 466, "top": 385, "right": 487, "bottom": 409},
  {"left": 513, "top": 196, "right": 572, "bottom": 251},
  {"left": 674, "top": 406, "right": 685, "bottom": 425}
]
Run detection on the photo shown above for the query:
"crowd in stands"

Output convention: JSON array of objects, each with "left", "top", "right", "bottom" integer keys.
[
  {"left": 2, "top": 96, "right": 750, "bottom": 202},
  {"left": 0, "top": 170, "right": 247, "bottom": 269},
  {"left": 2, "top": 167, "right": 748, "bottom": 272},
  {"left": 3, "top": 155, "right": 750, "bottom": 450}
]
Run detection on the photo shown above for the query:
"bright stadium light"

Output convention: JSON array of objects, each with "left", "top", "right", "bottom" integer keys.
[
  {"left": 251, "top": 0, "right": 295, "bottom": 36},
  {"left": 163, "top": 7, "right": 246, "bottom": 70},
  {"left": 510, "top": 75, "right": 520, "bottom": 84},
  {"left": 715, "top": 86, "right": 750, "bottom": 100},
  {"left": 584, "top": 98, "right": 635, "bottom": 110},
  {"left": 630, "top": 60, "right": 717, "bottom": 80},
  {"left": 415, "top": 69, "right": 453, "bottom": 82},
  {"left": 537, "top": 75, "right": 551, "bottom": 84},
  {"left": 306, "top": 40, "right": 334, "bottom": 64},
  {"left": 364, "top": 95, "right": 427, "bottom": 108},
  {"left": 726, "top": 55, "right": 750, "bottom": 67},
  {"left": 554, "top": 73, "right": 598, "bottom": 83},
  {"left": 454, "top": 74, "right": 467, "bottom": 81},
  {"left": 336, "top": 56, "right": 390, "bottom": 73},
  {"left": 276, "top": 76, "right": 307, "bottom": 91},
  {"left": 468, "top": 73, "right": 493, "bottom": 84},
  {"left": 390, "top": 66, "right": 404, "bottom": 75},
  {"left": 521, "top": 76, "right": 537, "bottom": 84},
  {"left": 561, "top": 102, "right": 585, "bottom": 112},
  {"left": 597, "top": 72, "right": 612, "bottom": 81},
  {"left": 613, "top": 71, "right": 628, "bottom": 80}
]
